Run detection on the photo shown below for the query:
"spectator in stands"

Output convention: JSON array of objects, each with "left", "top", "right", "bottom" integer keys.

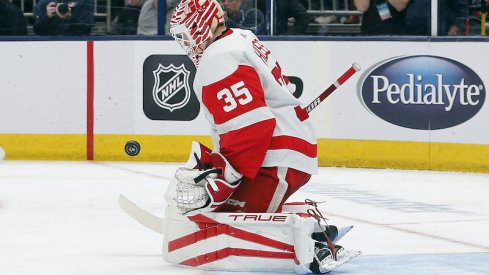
[
  {"left": 112, "top": 0, "right": 145, "bottom": 35},
  {"left": 137, "top": 0, "right": 156, "bottom": 34},
  {"left": 354, "top": 0, "right": 409, "bottom": 35},
  {"left": 220, "top": 0, "right": 265, "bottom": 35},
  {"left": 33, "top": 0, "right": 94, "bottom": 35},
  {"left": 0, "top": 0, "right": 27, "bottom": 35},
  {"left": 405, "top": 0, "right": 468, "bottom": 35},
  {"left": 404, "top": 0, "right": 429, "bottom": 34},
  {"left": 275, "top": 0, "right": 311, "bottom": 35},
  {"left": 441, "top": 0, "right": 469, "bottom": 35},
  {"left": 137, "top": 0, "right": 179, "bottom": 35},
  {"left": 311, "top": 0, "right": 360, "bottom": 26},
  {"left": 343, "top": 0, "right": 362, "bottom": 24}
]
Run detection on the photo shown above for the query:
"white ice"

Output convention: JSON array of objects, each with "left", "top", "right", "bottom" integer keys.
[{"left": 1, "top": 161, "right": 489, "bottom": 275}]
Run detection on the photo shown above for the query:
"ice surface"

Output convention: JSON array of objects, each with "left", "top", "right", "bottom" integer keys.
[{"left": 1, "top": 161, "right": 488, "bottom": 274}]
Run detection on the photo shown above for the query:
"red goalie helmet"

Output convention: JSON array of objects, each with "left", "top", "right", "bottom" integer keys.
[{"left": 170, "top": 0, "right": 225, "bottom": 66}]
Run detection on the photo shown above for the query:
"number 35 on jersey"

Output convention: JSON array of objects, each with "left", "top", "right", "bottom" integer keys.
[
  {"left": 202, "top": 65, "right": 267, "bottom": 124},
  {"left": 217, "top": 81, "right": 253, "bottom": 112}
]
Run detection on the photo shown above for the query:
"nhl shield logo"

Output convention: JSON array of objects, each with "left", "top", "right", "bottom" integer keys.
[
  {"left": 152, "top": 63, "right": 191, "bottom": 112},
  {"left": 143, "top": 55, "right": 199, "bottom": 121}
]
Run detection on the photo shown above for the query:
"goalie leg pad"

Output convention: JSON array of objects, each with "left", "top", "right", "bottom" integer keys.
[{"left": 162, "top": 207, "right": 319, "bottom": 273}]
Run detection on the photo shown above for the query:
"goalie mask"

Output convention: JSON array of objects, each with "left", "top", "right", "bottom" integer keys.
[{"left": 170, "top": 0, "right": 225, "bottom": 66}]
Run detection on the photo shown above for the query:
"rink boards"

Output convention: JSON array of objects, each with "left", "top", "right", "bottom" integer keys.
[{"left": 0, "top": 39, "right": 488, "bottom": 173}]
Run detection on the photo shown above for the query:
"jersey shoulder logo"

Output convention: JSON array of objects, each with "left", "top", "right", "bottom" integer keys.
[{"left": 152, "top": 63, "right": 191, "bottom": 112}]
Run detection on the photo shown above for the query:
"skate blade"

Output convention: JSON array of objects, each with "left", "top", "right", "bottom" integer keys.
[
  {"left": 332, "top": 225, "right": 353, "bottom": 243},
  {"left": 319, "top": 250, "right": 361, "bottom": 273}
]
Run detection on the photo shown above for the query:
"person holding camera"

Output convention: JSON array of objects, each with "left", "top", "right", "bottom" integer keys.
[{"left": 33, "top": 0, "right": 95, "bottom": 35}]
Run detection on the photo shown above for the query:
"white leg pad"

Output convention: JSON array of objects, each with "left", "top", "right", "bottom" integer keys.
[
  {"left": 283, "top": 202, "right": 330, "bottom": 233},
  {"left": 162, "top": 207, "right": 317, "bottom": 273}
]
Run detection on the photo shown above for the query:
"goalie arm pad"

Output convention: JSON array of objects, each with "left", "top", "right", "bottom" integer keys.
[{"left": 165, "top": 151, "right": 243, "bottom": 215}]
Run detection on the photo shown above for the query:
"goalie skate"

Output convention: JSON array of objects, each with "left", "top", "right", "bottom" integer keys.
[
  {"left": 312, "top": 225, "right": 354, "bottom": 246},
  {"left": 333, "top": 225, "right": 353, "bottom": 243},
  {"left": 312, "top": 244, "right": 361, "bottom": 274}
]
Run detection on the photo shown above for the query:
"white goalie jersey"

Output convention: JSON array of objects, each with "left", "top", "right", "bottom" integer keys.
[{"left": 193, "top": 28, "right": 318, "bottom": 179}]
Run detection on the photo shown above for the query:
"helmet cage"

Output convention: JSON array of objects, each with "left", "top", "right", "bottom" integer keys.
[
  {"left": 171, "top": 24, "right": 195, "bottom": 55},
  {"left": 170, "top": 0, "right": 224, "bottom": 66}
]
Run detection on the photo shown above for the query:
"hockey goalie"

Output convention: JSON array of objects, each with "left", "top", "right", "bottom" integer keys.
[{"left": 132, "top": 0, "right": 360, "bottom": 273}]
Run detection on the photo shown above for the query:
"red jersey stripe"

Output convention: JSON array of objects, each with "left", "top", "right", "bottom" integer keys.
[{"left": 269, "top": 136, "right": 317, "bottom": 158}]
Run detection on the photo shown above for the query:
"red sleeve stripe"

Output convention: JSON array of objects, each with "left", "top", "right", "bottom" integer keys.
[
  {"left": 269, "top": 136, "right": 317, "bottom": 158},
  {"left": 215, "top": 106, "right": 274, "bottom": 134}
]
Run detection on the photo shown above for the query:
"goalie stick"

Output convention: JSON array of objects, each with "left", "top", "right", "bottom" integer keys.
[
  {"left": 118, "top": 194, "right": 164, "bottom": 234},
  {"left": 293, "top": 63, "right": 361, "bottom": 121},
  {"left": 305, "top": 63, "right": 361, "bottom": 113}
]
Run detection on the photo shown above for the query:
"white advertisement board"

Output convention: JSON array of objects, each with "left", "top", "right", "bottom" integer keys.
[
  {"left": 90, "top": 40, "right": 488, "bottom": 144},
  {"left": 0, "top": 41, "right": 87, "bottom": 134},
  {"left": 0, "top": 39, "right": 488, "bottom": 167}
]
